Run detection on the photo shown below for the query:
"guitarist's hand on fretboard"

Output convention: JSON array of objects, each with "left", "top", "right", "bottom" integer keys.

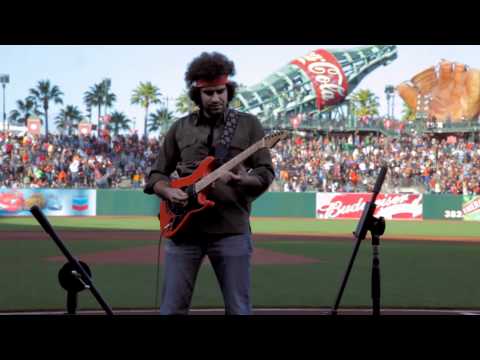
[
  {"left": 211, "top": 164, "right": 245, "bottom": 188},
  {"left": 212, "top": 165, "right": 260, "bottom": 189},
  {"left": 212, "top": 170, "right": 236, "bottom": 189}
]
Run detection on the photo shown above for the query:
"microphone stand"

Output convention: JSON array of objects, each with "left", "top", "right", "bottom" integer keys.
[
  {"left": 330, "top": 166, "right": 387, "bottom": 316},
  {"left": 369, "top": 216, "right": 385, "bottom": 316},
  {"left": 30, "top": 205, "right": 114, "bottom": 316}
]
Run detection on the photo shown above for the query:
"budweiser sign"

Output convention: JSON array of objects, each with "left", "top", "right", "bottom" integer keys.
[
  {"left": 463, "top": 196, "right": 480, "bottom": 216},
  {"left": 291, "top": 49, "right": 348, "bottom": 110},
  {"left": 316, "top": 193, "right": 423, "bottom": 220}
]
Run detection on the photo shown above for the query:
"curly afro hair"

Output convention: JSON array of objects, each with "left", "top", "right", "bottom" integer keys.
[{"left": 185, "top": 52, "right": 238, "bottom": 107}]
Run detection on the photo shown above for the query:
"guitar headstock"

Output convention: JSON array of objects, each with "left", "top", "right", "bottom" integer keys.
[{"left": 263, "top": 131, "right": 289, "bottom": 148}]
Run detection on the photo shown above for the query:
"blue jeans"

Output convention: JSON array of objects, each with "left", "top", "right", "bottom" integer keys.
[{"left": 160, "top": 233, "right": 253, "bottom": 315}]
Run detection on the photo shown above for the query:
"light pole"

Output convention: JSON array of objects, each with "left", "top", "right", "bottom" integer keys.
[
  {"left": 0, "top": 74, "right": 9, "bottom": 132},
  {"left": 384, "top": 85, "right": 395, "bottom": 119}
]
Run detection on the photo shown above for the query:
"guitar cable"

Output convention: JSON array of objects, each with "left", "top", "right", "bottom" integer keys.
[{"left": 154, "top": 232, "right": 163, "bottom": 309}]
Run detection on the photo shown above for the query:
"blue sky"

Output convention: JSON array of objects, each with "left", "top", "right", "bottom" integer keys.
[{"left": 1, "top": 45, "right": 479, "bottom": 134}]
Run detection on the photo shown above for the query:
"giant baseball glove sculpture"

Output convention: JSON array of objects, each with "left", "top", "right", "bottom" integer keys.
[{"left": 397, "top": 60, "right": 480, "bottom": 122}]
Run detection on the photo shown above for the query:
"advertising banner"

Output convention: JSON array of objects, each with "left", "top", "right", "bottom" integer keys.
[
  {"left": 316, "top": 193, "right": 423, "bottom": 220},
  {"left": 78, "top": 121, "right": 92, "bottom": 136},
  {"left": 291, "top": 49, "right": 348, "bottom": 110},
  {"left": 0, "top": 189, "right": 96, "bottom": 216},
  {"left": 27, "top": 118, "right": 41, "bottom": 135},
  {"left": 462, "top": 195, "right": 480, "bottom": 221}
]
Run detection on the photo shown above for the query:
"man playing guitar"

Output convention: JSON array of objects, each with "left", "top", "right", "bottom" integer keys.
[{"left": 144, "top": 52, "right": 275, "bottom": 315}]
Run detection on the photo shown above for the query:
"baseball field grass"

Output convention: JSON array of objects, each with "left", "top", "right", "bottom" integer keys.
[
  {"left": 0, "top": 216, "right": 477, "bottom": 238},
  {"left": 0, "top": 216, "right": 479, "bottom": 312}
]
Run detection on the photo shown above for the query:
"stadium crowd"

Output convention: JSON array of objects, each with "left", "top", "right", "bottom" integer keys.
[
  {"left": 270, "top": 131, "right": 480, "bottom": 195},
  {"left": 0, "top": 131, "right": 156, "bottom": 190},
  {"left": 1, "top": 129, "right": 480, "bottom": 194}
]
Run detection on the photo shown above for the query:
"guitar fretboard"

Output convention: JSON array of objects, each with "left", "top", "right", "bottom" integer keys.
[{"left": 194, "top": 138, "right": 265, "bottom": 193}]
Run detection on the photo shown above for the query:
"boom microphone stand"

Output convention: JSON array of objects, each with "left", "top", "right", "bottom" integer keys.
[
  {"left": 30, "top": 205, "right": 114, "bottom": 315},
  {"left": 330, "top": 166, "right": 387, "bottom": 316}
]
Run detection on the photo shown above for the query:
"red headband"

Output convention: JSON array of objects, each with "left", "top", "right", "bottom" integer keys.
[{"left": 194, "top": 75, "right": 229, "bottom": 88}]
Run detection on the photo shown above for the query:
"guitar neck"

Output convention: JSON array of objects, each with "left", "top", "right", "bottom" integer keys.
[{"left": 195, "top": 138, "right": 265, "bottom": 193}]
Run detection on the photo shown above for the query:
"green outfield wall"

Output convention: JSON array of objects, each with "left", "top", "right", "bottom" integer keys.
[
  {"left": 0, "top": 189, "right": 473, "bottom": 220},
  {"left": 422, "top": 194, "right": 464, "bottom": 220},
  {"left": 251, "top": 192, "right": 316, "bottom": 217},
  {"left": 96, "top": 191, "right": 466, "bottom": 220},
  {"left": 96, "top": 190, "right": 316, "bottom": 217},
  {"left": 96, "top": 189, "right": 160, "bottom": 215}
]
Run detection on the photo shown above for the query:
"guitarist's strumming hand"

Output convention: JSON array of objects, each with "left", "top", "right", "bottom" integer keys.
[
  {"left": 212, "top": 165, "right": 262, "bottom": 189},
  {"left": 154, "top": 181, "right": 189, "bottom": 207}
]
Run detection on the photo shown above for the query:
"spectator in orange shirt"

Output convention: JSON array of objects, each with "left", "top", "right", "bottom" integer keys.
[
  {"left": 349, "top": 170, "right": 359, "bottom": 186},
  {"left": 57, "top": 170, "right": 67, "bottom": 184}
]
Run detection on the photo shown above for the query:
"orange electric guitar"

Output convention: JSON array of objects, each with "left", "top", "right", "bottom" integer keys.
[{"left": 159, "top": 131, "right": 288, "bottom": 238}]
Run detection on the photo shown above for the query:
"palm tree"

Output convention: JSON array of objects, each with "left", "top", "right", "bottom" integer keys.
[
  {"left": 148, "top": 108, "right": 175, "bottom": 135},
  {"left": 84, "top": 79, "right": 116, "bottom": 136},
  {"left": 85, "top": 104, "right": 93, "bottom": 123},
  {"left": 29, "top": 80, "right": 64, "bottom": 137},
  {"left": 231, "top": 83, "right": 247, "bottom": 110},
  {"left": 108, "top": 111, "right": 132, "bottom": 136},
  {"left": 100, "top": 78, "right": 116, "bottom": 129},
  {"left": 55, "top": 105, "right": 83, "bottom": 136},
  {"left": 175, "top": 89, "right": 197, "bottom": 116},
  {"left": 350, "top": 89, "right": 380, "bottom": 118},
  {"left": 8, "top": 96, "right": 40, "bottom": 126},
  {"left": 401, "top": 101, "right": 416, "bottom": 121},
  {"left": 83, "top": 84, "right": 102, "bottom": 124},
  {"left": 131, "top": 82, "right": 162, "bottom": 139}
]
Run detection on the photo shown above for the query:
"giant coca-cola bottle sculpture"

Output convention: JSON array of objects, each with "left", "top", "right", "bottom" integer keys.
[{"left": 234, "top": 45, "right": 398, "bottom": 129}]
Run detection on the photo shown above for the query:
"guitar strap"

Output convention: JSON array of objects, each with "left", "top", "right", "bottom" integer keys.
[
  {"left": 213, "top": 108, "right": 240, "bottom": 167},
  {"left": 195, "top": 108, "right": 240, "bottom": 167}
]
